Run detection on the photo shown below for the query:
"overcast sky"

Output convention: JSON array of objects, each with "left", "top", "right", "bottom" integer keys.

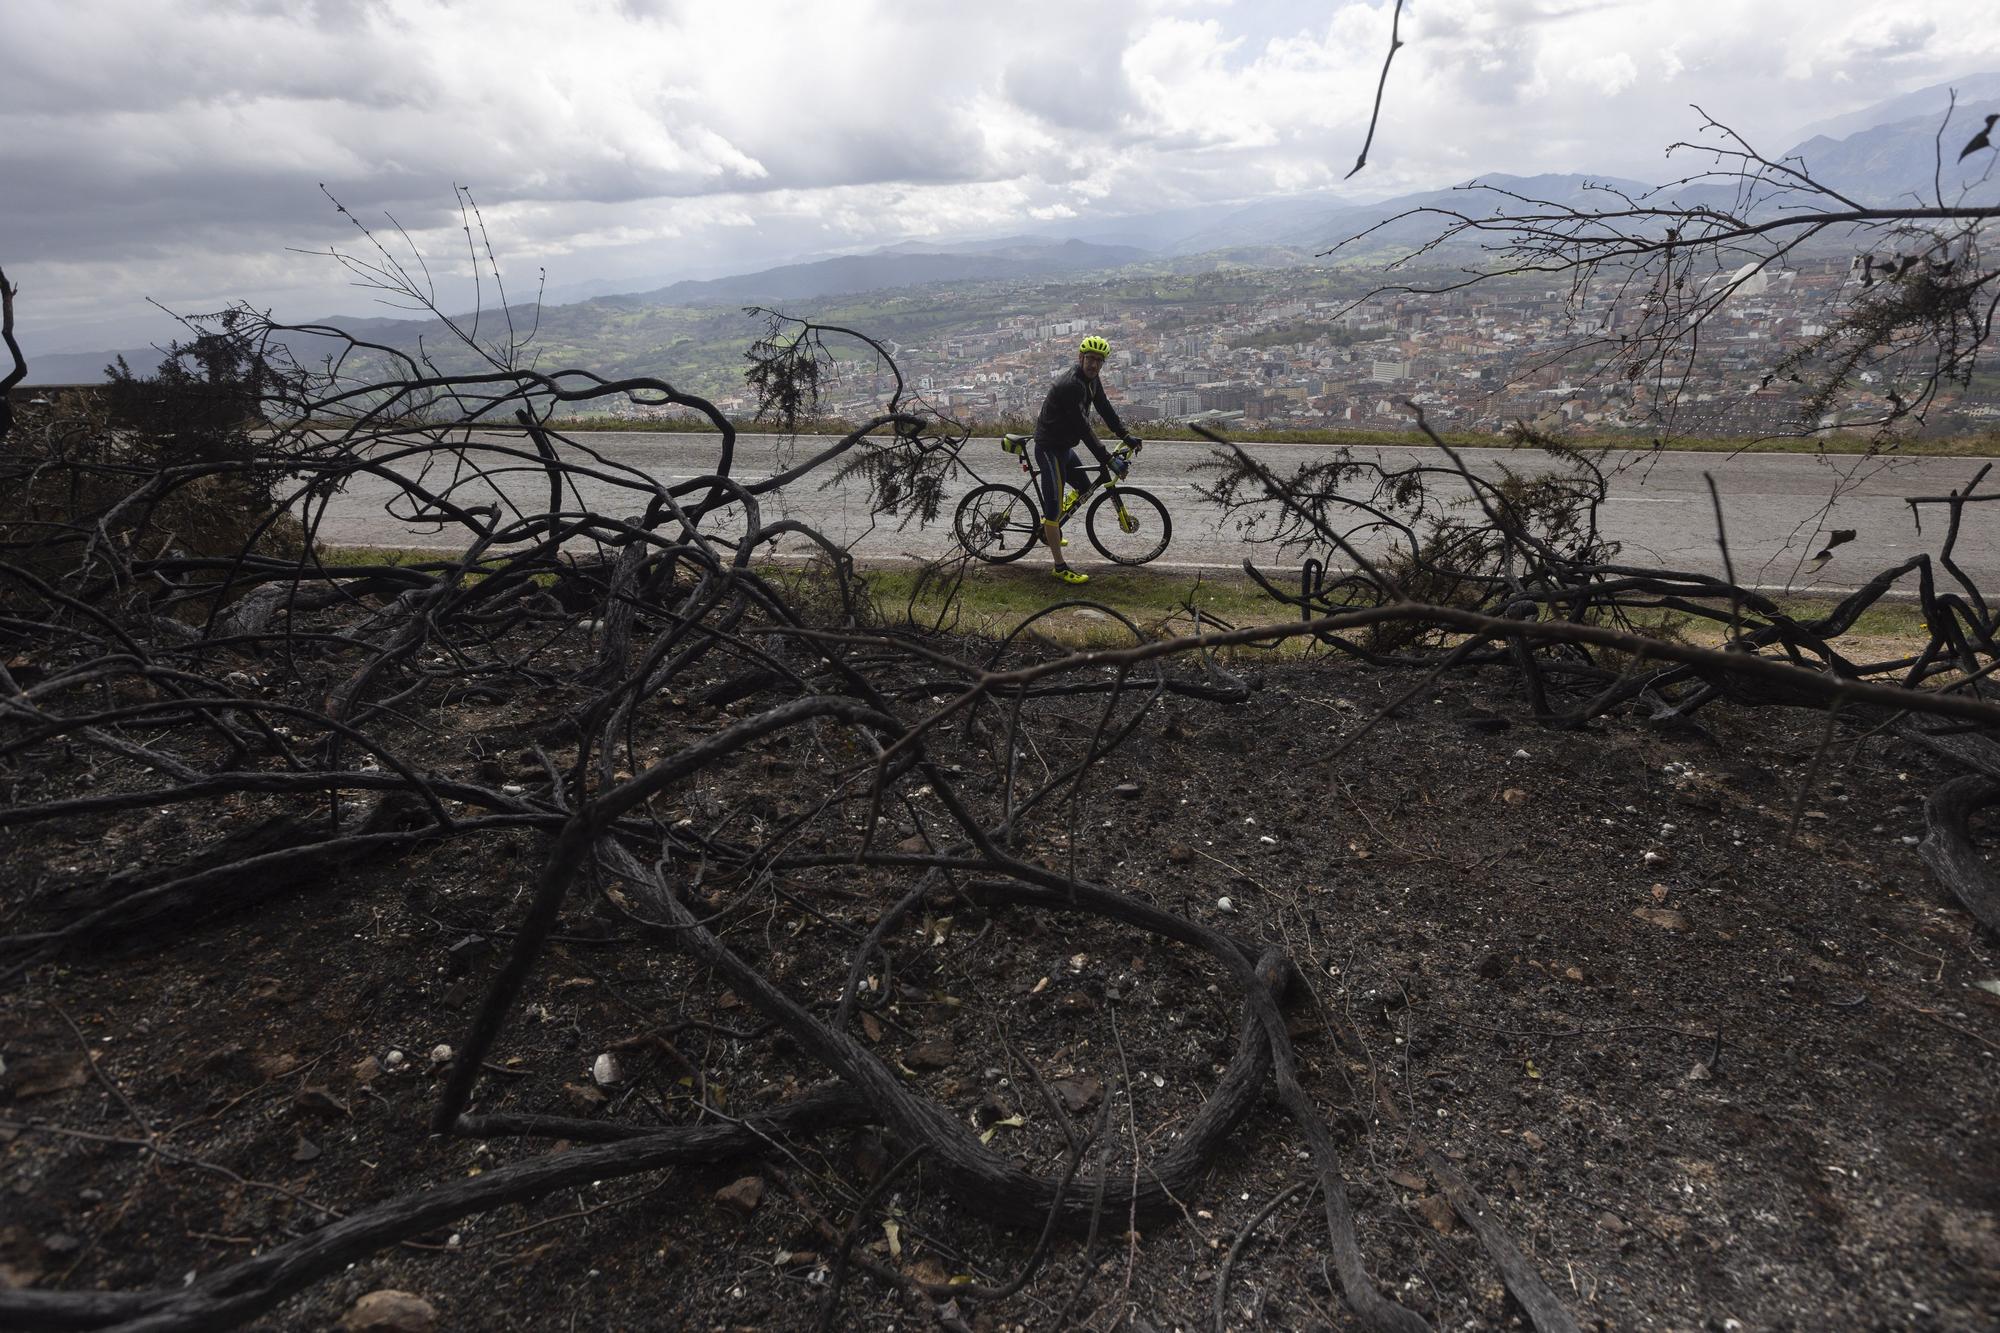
[{"left": 6, "top": 0, "right": 1998, "bottom": 357}]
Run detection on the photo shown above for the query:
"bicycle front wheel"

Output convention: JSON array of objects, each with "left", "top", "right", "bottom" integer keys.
[
  {"left": 1086, "top": 487, "right": 1172, "bottom": 566},
  {"left": 954, "top": 483, "right": 1040, "bottom": 564}
]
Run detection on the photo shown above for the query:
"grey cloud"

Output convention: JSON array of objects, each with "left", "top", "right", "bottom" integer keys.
[
  {"left": 205, "top": 0, "right": 389, "bottom": 28},
  {"left": 5, "top": 5, "right": 429, "bottom": 115},
  {"left": 1850, "top": 17, "right": 1939, "bottom": 61},
  {"left": 1002, "top": 54, "right": 1139, "bottom": 132},
  {"left": 708, "top": 119, "right": 992, "bottom": 192},
  {"left": 610, "top": 0, "right": 691, "bottom": 19}
]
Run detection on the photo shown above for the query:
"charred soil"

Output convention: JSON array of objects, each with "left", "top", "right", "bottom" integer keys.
[{"left": 5, "top": 634, "right": 1999, "bottom": 1332}]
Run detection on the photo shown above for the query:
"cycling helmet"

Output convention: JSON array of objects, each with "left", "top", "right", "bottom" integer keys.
[{"left": 1078, "top": 335, "right": 1111, "bottom": 357}]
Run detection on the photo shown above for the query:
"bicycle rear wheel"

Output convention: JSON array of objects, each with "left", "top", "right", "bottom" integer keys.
[
  {"left": 954, "top": 483, "right": 1039, "bottom": 564},
  {"left": 1085, "top": 487, "right": 1171, "bottom": 566}
]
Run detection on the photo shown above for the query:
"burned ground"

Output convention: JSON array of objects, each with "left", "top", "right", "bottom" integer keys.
[{"left": 5, "top": 620, "right": 1996, "bottom": 1332}]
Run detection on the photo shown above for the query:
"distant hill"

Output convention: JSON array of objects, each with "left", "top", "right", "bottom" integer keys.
[
  {"left": 1157, "top": 192, "right": 1365, "bottom": 256},
  {"left": 1787, "top": 72, "right": 2000, "bottom": 147},
  {"left": 1258, "top": 173, "right": 1665, "bottom": 259},
  {"left": 608, "top": 237, "right": 1150, "bottom": 309},
  {"left": 1782, "top": 99, "right": 2000, "bottom": 204},
  {"left": 19, "top": 347, "right": 155, "bottom": 386}
]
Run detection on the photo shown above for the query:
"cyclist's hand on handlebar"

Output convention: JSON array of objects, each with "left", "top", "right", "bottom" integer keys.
[
  {"left": 1109, "top": 454, "right": 1130, "bottom": 479},
  {"left": 1122, "top": 434, "right": 1142, "bottom": 449}
]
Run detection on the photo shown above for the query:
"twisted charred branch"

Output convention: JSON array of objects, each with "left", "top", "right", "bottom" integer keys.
[
  {"left": 0, "top": 1085, "right": 871, "bottom": 1333},
  {"left": 430, "top": 694, "right": 907, "bottom": 1131},
  {"left": 0, "top": 267, "right": 24, "bottom": 443},
  {"left": 1919, "top": 774, "right": 2000, "bottom": 933},
  {"left": 1381, "top": 1104, "right": 1581, "bottom": 1333},
  {"left": 505, "top": 837, "right": 1285, "bottom": 1235},
  {"left": 1345, "top": 0, "right": 1405, "bottom": 179}
]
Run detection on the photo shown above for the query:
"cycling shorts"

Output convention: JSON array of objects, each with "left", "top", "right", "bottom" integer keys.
[{"left": 1032, "top": 440, "right": 1091, "bottom": 523}]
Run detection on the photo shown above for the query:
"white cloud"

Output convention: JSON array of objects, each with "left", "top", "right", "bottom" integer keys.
[{"left": 1574, "top": 52, "right": 1640, "bottom": 97}]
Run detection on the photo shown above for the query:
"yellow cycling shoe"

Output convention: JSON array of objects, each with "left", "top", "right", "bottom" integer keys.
[{"left": 1051, "top": 565, "right": 1090, "bottom": 585}]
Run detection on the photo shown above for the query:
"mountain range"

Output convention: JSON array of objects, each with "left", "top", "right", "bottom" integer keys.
[
  {"left": 605, "top": 238, "right": 1151, "bottom": 309},
  {"left": 24, "top": 74, "right": 2000, "bottom": 386}
]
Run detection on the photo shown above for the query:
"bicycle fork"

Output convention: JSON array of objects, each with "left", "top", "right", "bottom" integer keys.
[{"left": 1101, "top": 479, "right": 1138, "bottom": 533}]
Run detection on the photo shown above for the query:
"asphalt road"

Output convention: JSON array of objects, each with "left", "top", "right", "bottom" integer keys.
[{"left": 312, "top": 433, "right": 2000, "bottom": 594}]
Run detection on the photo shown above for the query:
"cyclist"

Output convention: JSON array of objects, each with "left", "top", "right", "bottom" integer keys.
[{"left": 1033, "top": 334, "right": 1140, "bottom": 583}]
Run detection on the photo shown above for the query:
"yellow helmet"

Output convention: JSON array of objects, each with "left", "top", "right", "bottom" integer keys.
[{"left": 1078, "top": 335, "right": 1111, "bottom": 357}]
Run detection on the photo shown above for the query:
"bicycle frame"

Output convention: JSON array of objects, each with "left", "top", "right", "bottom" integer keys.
[{"left": 995, "top": 434, "right": 1142, "bottom": 531}]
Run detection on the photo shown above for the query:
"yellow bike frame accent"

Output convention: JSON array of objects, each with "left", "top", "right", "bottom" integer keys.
[{"left": 1100, "top": 442, "right": 1140, "bottom": 532}]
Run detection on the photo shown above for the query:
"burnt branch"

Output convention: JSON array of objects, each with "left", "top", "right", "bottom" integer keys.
[
  {"left": 1346, "top": 0, "right": 1406, "bottom": 179},
  {"left": 0, "top": 267, "right": 24, "bottom": 443}
]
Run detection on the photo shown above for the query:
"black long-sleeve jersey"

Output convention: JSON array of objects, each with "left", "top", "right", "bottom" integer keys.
[{"left": 1032, "top": 365, "right": 1130, "bottom": 466}]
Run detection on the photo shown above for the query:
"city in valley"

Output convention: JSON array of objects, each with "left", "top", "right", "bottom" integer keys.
[{"left": 588, "top": 256, "right": 1989, "bottom": 443}]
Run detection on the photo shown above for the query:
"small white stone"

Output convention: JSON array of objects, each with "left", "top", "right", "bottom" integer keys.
[
  {"left": 1243, "top": 816, "right": 1258, "bottom": 825},
  {"left": 1258, "top": 835, "right": 1277, "bottom": 845},
  {"left": 429, "top": 1044, "right": 453, "bottom": 1065},
  {"left": 1513, "top": 749, "right": 1531, "bottom": 759},
  {"left": 1216, "top": 897, "right": 1235, "bottom": 913},
  {"left": 383, "top": 1049, "right": 407, "bottom": 1070},
  {"left": 592, "top": 1052, "right": 622, "bottom": 1087},
  {"left": 1901, "top": 835, "right": 1921, "bottom": 846}
]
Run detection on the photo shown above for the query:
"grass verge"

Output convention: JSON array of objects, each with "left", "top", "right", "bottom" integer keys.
[{"left": 315, "top": 545, "right": 1935, "bottom": 653}]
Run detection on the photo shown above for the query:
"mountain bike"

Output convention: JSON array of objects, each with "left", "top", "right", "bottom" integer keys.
[{"left": 952, "top": 436, "right": 1172, "bottom": 566}]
